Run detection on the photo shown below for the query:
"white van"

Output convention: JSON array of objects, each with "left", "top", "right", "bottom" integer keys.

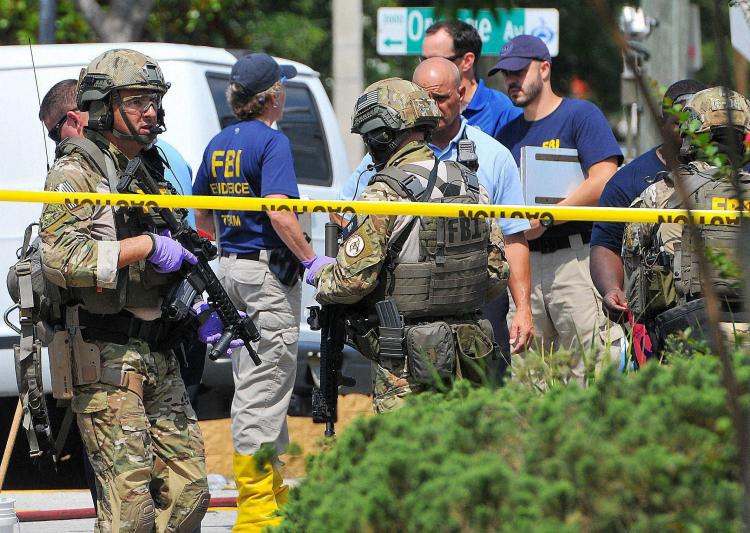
[{"left": 0, "top": 43, "right": 367, "bottom": 414}]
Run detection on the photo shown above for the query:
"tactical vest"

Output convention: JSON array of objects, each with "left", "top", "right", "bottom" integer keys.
[
  {"left": 44, "top": 134, "right": 181, "bottom": 314},
  {"left": 363, "top": 160, "right": 491, "bottom": 319},
  {"left": 623, "top": 162, "right": 750, "bottom": 320}
]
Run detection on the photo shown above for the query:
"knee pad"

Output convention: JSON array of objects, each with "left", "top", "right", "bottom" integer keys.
[
  {"left": 127, "top": 498, "right": 156, "bottom": 533},
  {"left": 174, "top": 485, "right": 210, "bottom": 532}
]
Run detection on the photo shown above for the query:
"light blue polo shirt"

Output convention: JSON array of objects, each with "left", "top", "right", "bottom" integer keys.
[
  {"left": 339, "top": 118, "right": 530, "bottom": 236},
  {"left": 463, "top": 79, "right": 523, "bottom": 138},
  {"left": 156, "top": 140, "right": 196, "bottom": 228}
]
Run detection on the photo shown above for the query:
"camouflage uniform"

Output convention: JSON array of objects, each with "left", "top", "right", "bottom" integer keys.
[
  {"left": 316, "top": 142, "right": 510, "bottom": 412},
  {"left": 622, "top": 87, "right": 750, "bottom": 353},
  {"left": 39, "top": 50, "right": 208, "bottom": 532}
]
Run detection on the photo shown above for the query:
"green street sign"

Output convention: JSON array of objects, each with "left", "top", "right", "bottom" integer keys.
[{"left": 377, "top": 7, "right": 559, "bottom": 57}]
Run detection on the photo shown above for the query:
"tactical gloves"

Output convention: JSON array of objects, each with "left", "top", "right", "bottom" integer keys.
[
  {"left": 147, "top": 231, "right": 198, "bottom": 273},
  {"left": 301, "top": 255, "right": 336, "bottom": 286},
  {"left": 193, "top": 302, "right": 246, "bottom": 356}
]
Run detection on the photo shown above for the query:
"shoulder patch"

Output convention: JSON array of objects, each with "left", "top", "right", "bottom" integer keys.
[
  {"left": 345, "top": 234, "right": 365, "bottom": 258},
  {"left": 39, "top": 203, "right": 67, "bottom": 231}
]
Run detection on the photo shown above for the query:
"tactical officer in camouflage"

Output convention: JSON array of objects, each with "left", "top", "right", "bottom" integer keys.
[
  {"left": 623, "top": 87, "right": 750, "bottom": 357},
  {"left": 308, "top": 78, "right": 510, "bottom": 412},
  {"left": 38, "top": 49, "right": 211, "bottom": 532}
]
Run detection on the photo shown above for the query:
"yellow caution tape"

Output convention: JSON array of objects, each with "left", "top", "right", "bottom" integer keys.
[{"left": 0, "top": 189, "right": 745, "bottom": 225}]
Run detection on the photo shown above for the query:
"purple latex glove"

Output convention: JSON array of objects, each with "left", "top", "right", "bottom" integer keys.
[
  {"left": 147, "top": 231, "right": 198, "bottom": 273},
  {"left": 193, "top": 303, "right": 246, "bottom": 356},
  {"left": 301, "top": 255, "right": 336, "bottom": 286}
]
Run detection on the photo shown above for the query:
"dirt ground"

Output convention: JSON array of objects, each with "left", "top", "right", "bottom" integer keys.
[{"left": 199, "top": 394, "right": 373, "bottom": 483}]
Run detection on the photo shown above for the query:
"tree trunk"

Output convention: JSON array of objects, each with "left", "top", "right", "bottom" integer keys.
[{"left": 74, "top": 0, "right": 156, "bottom": 42}]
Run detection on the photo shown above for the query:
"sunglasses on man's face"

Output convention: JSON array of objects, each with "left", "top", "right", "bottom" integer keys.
[{"left": 47, "top": 112, "right": 71, "bottom": 144}]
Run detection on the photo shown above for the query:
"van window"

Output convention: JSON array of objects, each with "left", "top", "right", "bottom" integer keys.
[{"left": 206, "top": 72, "right": 332, "bottom": 187}]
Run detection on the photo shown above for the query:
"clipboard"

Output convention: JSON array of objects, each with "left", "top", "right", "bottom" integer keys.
[{"left": 519, "top": 146, "right": 584, "bottom": 206}]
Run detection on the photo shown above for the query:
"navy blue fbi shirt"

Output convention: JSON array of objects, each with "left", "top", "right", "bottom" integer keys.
[
  {"left": 591, "top": 147, "right": 668, "bottom": 253},
  {"left": 497, "top": 98, "right": 623, "bottom": 241},
  {"left": 193, "top": 120, "right": 300, "bottom": 253}
]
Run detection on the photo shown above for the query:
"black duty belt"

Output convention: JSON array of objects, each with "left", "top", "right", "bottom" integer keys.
[
  {"left": 528, "top": 232, "right": 592, "bottom": 254},
  {"left": 221, "top": 250, "right": 261, "bottom": 260},
  {"left": 78, "top": 309, "right": 176, "bottom": 349}
]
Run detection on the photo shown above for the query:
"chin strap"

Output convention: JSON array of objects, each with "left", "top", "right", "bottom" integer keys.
[{"left": 111, "top": 91, "right": 163, "bottom": 145}]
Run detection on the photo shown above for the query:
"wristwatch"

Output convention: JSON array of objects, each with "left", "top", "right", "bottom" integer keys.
[{"left": 539, "top": 217, "right": 554, "bottom": 228}]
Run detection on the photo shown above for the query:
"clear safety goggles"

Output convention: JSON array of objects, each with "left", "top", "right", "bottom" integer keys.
[{"left": 120, "top": 92, "right": 163, "bottom": 114}]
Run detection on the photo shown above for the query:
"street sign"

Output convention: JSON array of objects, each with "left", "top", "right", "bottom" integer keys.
[
  {"left": 730, "top": 3, "right": 750, "bottom": 63},
  {"left": 377, "top": 7, "right": 559, "bottom": 57}
]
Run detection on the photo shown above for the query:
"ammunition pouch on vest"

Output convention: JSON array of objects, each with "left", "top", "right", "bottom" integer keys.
[
  {"left": 624, "top": 164, "right": 750, "bottom": 321},
  {"left": 675, "top": 165, "right": 749, "bottom": 302},
  {"left": 348, "top": 310, "right": 497, "bottom": 387},
  {"left": 365, "top": 161, "right": 490, "bottom": 318},
  {"left": 53, "top": 135, "right": 181, "bottom": 314}
]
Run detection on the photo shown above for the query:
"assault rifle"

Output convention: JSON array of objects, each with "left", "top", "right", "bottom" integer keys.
[
  {"left": 307, "top": 223, "right": 355, "bottom": 436},
  {"left": 117, "top": 157, "right": 261, "bottom": 364}
]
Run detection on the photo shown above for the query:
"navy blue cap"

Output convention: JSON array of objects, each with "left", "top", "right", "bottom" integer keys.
[
  {"left": 488, "top": 35, "right": 551, "bottom": 76},
  {"left": 230, "top": 53, "right": 297, "bottom": 96}
]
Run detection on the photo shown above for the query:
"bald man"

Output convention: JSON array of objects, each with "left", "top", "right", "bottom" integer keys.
[{"left": 340, "top": 58, "right": 533, "bottom": 367}]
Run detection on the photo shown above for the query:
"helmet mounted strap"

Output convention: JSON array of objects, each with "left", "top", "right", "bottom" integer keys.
[{"left": 111, "top": 90, "right": 158, "bottom": 145}]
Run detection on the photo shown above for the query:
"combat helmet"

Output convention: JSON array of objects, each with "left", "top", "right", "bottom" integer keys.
[
  {"left": 683, "top": 87, "right": 750, "bottom": 134},
  {"left": 680, "top": 87, "right": 750, "bottom": 163},
  {"left": 77, "top": 49, "right": 170, "bottom": 143},
  {"left": 352, "top": 78, "right": 439, "bottom": 135}
]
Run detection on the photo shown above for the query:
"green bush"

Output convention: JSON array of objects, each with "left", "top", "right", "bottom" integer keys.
[{"left": 278, "top": 352, "right": 749, "bottom": 532}]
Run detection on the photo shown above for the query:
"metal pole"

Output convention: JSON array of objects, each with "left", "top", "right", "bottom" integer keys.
[
  {"left": 332, "top": 0, "right": 364, "bottom": 168},
  {"left": 638, "top": 0, "right": 690, "bottom": 154},
  {"left": 38, "top": 0, "right": 57, "bottom": 44}
]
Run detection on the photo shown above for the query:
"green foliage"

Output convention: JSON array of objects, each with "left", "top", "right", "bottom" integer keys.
[
  {"left": 145, "top": 0, "right": 331, "bottom": 86},
  {"left": 278, "top": 353, "right": 749, "bottom": 532},
  {"left": 704, "top": 247, "right": 742, "bottom": 285},
  {"left": 253, "top": 442, "right": 278, "bottom": 469},
  {"left": 0, "top": 0, "right": 93, "bottom": 44},
  {"left": 286, "top": 441, "right": 303, "bottom": 456}
]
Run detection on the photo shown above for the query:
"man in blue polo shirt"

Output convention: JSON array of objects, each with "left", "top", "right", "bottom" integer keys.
[
  {"left": 340, "top": 58, "right": 533, "bottom": 360},
  {"left": 421, "top": 20, "right": 522, "bottom": 137},
  {"left": 493, "top": 35, "right": 624, "bottom": 378},
  {"left": 590, "top": 80, "right": 707, "bottom": 324}
]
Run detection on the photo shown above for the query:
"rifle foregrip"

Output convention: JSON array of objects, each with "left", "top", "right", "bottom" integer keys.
[{"left": 208, "top": 330, "right": 234, "bottom": 361}]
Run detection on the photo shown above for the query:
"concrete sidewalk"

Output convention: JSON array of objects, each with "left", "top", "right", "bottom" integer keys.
[{"left": 1, "top": 489, "right": 239, "bottom": 532}]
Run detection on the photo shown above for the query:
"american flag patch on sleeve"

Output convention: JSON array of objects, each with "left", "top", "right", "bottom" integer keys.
[{"left": 55, "top": 181, "right": 78, "bottom": 209}]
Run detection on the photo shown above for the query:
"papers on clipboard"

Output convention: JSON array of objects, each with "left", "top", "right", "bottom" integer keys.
[{"left": 519, "top": 146, "right": 584, "bottom": 206}]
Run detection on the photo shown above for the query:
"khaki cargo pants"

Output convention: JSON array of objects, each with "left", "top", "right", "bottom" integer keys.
[
  {"left": 509, "top": 236, "right": 624, "bottom": 384},
  {"left": 219, "top": 252, "right": 301, "bottom": 456},
  {"left": 72, "top": 338, "right": 209, "bottom": 533}
]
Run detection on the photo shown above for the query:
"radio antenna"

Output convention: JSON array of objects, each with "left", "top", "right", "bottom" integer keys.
[{"left": 29, "top": 38, "right": 50, "bottom": 172}]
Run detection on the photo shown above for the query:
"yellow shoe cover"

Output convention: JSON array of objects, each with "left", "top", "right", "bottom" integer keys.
[
  {"left": 232, "top": 453, "right": 285, "bottom": 532},
  {"left": 272, "top": 465, "right": 289, "bottom": 507}
]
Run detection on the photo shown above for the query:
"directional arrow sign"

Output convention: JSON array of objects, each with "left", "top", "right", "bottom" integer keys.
[{"left": 377, "top": 7, "right": 559, "bottom": 57}]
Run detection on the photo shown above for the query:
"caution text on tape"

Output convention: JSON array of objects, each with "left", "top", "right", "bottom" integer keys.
[{"left": 0, "top": 189, "right": 745, "bottom": 225}]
